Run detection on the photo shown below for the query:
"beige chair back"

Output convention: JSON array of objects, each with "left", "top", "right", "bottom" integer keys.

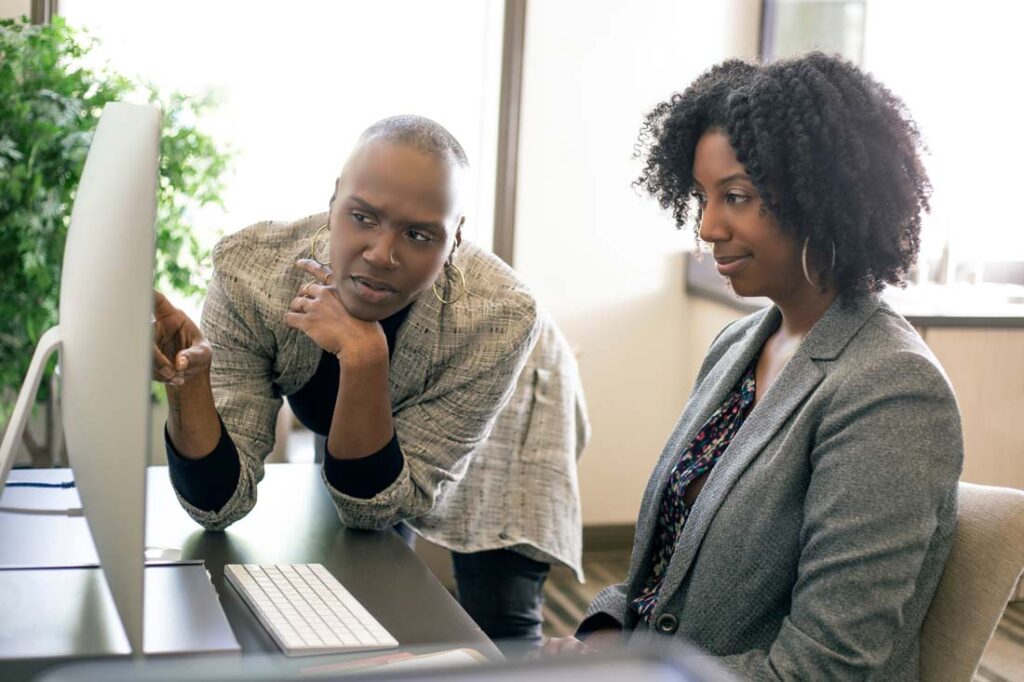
[{"left": 920, "top": 482, "right": 1024, "bottom": 681}]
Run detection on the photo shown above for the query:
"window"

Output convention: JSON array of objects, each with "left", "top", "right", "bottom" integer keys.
[
  {"left": 762, "top": 0, "right": 1024, "bottom": 287},
  {"left": 761, "top": 0, "right": 866, "bottom": 64},
  {"left": 864, "top": 1, "right": 1024, "bottom": 285},
  {"left": 60, "top": 0, "right": 505, "bottom": 255}
]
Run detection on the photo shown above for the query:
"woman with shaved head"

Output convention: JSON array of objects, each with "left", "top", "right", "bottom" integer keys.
[{"left": 152, "top": 115, "right": 588, "bottom": 653}]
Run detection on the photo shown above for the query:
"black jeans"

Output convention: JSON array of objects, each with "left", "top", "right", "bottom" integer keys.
[{"left": 394, "top": 524, "right": 550, "bottom": 657}]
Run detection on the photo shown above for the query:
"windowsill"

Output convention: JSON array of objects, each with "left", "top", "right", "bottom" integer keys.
[{"left": 685, "top": 252, "right": 1024, "bottom": 328}]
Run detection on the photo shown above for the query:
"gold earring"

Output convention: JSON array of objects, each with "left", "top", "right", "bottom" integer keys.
[
  {"left": 802, "top": 237, "right": 837, "bottom": 288},
  {"left": 310, "top": 224, "right": 330, "bottom": 266},
  {"left": 432, "top": 263, "right": 466, "bottom": 305}
]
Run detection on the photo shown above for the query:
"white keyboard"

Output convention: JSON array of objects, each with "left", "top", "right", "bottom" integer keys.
[{"left": 224, "top": 563, "right": 399, "bottom": 656}]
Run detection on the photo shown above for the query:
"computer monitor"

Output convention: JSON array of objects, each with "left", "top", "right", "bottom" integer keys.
[{"left": 0, "top": 102, "right": 159, "bottom": 654}]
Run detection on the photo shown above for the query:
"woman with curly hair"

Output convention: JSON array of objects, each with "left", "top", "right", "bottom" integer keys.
[{"left": 541, "top": 52, "right": 963, "bottom": 679}]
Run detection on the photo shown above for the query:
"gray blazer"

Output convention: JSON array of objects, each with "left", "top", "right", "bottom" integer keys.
[
  {"left": 171, "top": 213, "right": 589, "bottom": 579},
  {"left": 585, "top": 295, "right": 962, "bottom": 680}
]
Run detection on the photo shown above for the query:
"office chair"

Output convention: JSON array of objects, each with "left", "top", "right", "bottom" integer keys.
[{"left": 919, "top": 481, "right": 1024, "bottom": 681}]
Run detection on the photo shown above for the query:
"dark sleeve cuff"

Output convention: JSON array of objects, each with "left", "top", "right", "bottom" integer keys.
[
  {"left": 576, "top": 612, "right": 624, "bottom": 639},
  {"left": 166, "top": 417, "right": 241, "bottom": 512},
  {"left": 323, "top": 432, "right": 404, "bottom": 499}
]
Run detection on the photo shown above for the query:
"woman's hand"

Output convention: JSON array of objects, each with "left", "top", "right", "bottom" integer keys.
[
  {"left": 154, "top": 291, "right": 220, "bottom": 458},
  {"left": 533, "top": 636, "right": 592, "bottom": 657},
  {"left": 533, "top": 628, "right": 623, "bottom": 658},
  {"left": 153, "top": 291, "right": 212, "bottom": 386},
  {"left": 285, "top": 259, "right": 387, "bottom": 365}
]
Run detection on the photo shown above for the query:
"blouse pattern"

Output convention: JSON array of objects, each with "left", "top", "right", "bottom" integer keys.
[{"left": 631, "top": 358, "right": 758, "bottom": 622}]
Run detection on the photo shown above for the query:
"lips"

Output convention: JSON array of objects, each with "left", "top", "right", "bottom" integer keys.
[
  {"left": 350, "top": 275, "right": 399, "bottom": 304},
  {"left": 714, "top": 254, "right": 752, "bottom": 277}
]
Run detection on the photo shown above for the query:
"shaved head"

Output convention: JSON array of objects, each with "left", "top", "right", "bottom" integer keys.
[
  {"left": 356, "top": 114, "right": 469, "bottom": 170},
  {"left": 332, "top": 114, "right": 469, "bottom": 215}
]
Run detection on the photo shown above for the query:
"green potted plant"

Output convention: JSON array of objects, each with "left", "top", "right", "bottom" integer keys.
[{"left": 0, "top": 16, "right": 232, "bottom": 464}]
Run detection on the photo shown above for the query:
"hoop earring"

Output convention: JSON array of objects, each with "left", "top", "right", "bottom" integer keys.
[
  {"left": 432, "top": 263, "right": 466, "bottom": 305},
  {"left": 801, "top": 237, "right": 837, "bottom": 288},
  {"left": 310, "top": 223, "right": 330, "bottom": 266}
]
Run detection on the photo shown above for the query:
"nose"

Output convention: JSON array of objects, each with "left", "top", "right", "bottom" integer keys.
[
  {"left": 362, "top": 229, "right": 399, "bottom": 270},
  {"left": 697, "top": 201, "right": 729, "bottom": 245}
]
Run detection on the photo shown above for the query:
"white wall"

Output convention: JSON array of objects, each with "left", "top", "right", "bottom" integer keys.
[
  {"left": 0, "top": 0, "right": 30, "bottom": 19},
  {"left": 514, "top": 0, "right": 760, "bottom": 525}
]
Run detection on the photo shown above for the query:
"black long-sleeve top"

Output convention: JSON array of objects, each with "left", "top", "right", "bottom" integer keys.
[{"left": 166, "top": 305, "right": 412, "bottom": 512}]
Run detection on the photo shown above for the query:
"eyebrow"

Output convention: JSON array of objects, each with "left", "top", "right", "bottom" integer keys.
[
  {"left": 348, "top": 195, "right": 446, "bottom": 232},
  {"left": 349, "top": 195, "right": 382, "bottom": 214},
  {"left": 692, "top": 172, "right": 754, "bottom": 190},
  {"left": 716, "top": 173, "right": 753, "bottom": 187}
]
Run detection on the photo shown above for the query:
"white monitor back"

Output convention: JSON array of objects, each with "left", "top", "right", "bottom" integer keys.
[{"left": 60, "top": 101, "right": 159, "bottom": 653}]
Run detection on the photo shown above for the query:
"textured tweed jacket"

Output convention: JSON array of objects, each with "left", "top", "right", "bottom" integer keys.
[
  {"left": 171, "top": 213, "right": 588, "bottom": 579},
  {"left": 584, "top": 295, "right": 963, "bottom": 680}
]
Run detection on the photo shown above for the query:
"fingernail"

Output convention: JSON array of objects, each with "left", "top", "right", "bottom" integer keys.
[{"left": 177, "top": 357, "right": 187, "bottom": 369}]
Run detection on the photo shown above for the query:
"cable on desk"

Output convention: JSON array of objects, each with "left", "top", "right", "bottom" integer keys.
[{"left": 6, "top": 481, "right": 76, "bottom": 489}]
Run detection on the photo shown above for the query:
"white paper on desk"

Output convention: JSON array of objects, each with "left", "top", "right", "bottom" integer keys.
[{"left": 367, "top": 648, "right": 485, "bottom": 673}]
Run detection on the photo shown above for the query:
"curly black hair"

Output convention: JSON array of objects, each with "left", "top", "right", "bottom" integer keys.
[{"left": 636, "top": 52, "right": 930, "bottom": 297}]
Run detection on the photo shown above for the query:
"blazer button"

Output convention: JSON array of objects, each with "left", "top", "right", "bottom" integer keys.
[{"left": 655, "top": 613, "right": 678, "bottom": 634}]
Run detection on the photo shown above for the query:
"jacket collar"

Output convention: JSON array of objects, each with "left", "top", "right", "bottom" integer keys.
[{"left": 801, "top": 294, "right": 882, "bottom": 361}]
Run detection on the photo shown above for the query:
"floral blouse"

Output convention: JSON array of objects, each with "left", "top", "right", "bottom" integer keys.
[{"left": 631, "top": 358, "right": 758, "bottom": 622}]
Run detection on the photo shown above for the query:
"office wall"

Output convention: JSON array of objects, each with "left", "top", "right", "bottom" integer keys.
[
  {"left": 923, "top": 328, "right": 1024, "bottom": 490},
  {"left": 513, "top": 0, "right": 761, "bottom": 525},
  {"left": 0, "top": 0, "right": 30, "bottom": 19}
]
